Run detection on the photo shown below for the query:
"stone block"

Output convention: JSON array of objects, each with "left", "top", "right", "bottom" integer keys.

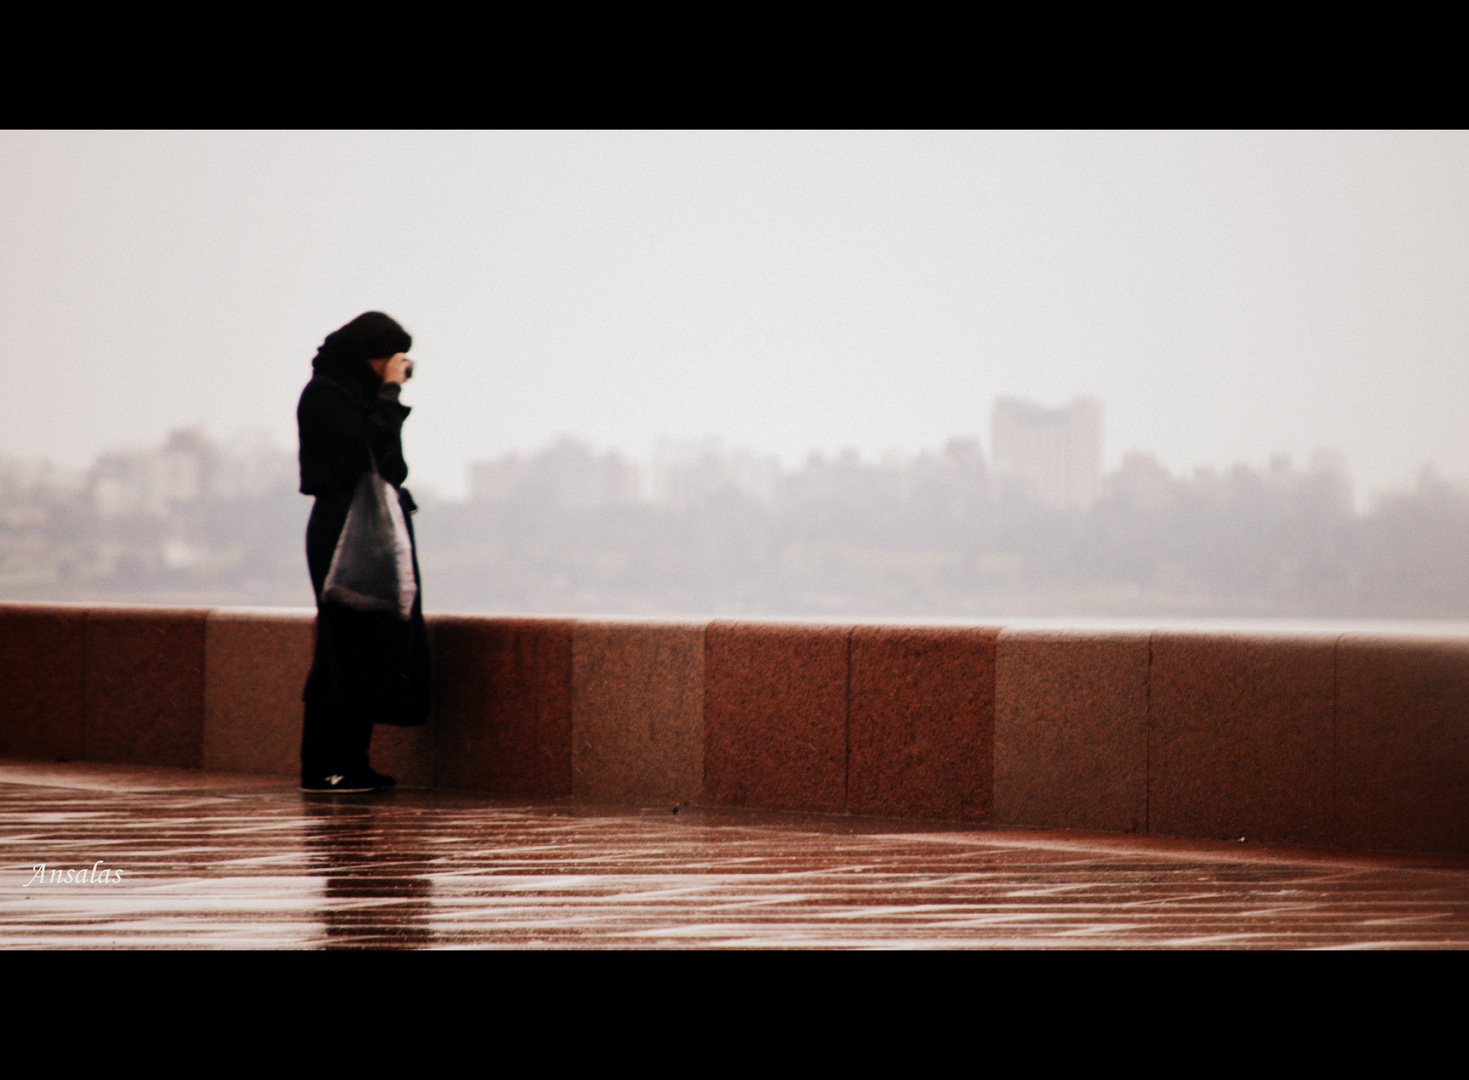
[
  {"left": 1335, "top": 636, "right": 1469, "bottom": 856},
  {"left": 371, "top": 723, "right": 434, "bottom": 788},
  {"left": 848, "top": 626, "right": 998, "bottom": 821},
  {"left": 430, "top": 616, "right": 574, "bottom": 796},
  {"left": 1149, "top": 633, "right": 1335, "bottom": 847},
  {"left": 572, "top": 621, "right": 705, "bottom": 804},
  {"left": 703, "top": 622, "right": 850, "bottom": 813},
  {"left": 203, "top": 609, "right": 314, "bottom": 776},
  {"left": 994, "top": 631, "right": 1149, "bottom": 833},
  {"left": 86, "top": 607, "right": 209, "bottom": 769},
  {"left": 0, "top": 603, "right": 87, "bottom": 761}
]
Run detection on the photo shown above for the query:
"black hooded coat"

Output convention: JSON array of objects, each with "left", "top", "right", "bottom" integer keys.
[{"left": 298, "top": 368, "right": 431, "bottom": 727}]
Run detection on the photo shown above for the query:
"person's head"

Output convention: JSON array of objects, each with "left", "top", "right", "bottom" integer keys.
[{"left": 312, "top": 312, "right": 412, "bottom": 390}]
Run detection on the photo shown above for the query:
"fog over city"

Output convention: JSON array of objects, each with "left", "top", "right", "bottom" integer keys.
[
  {"left": 5, "top": 131, "right": 1469, "bottom": 620},
  {"left": 4, "top": 410, "right": 1469, "bottom": 621}
]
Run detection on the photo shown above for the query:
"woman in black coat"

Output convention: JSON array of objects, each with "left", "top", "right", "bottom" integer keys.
[{"left": 297, "top": 311, "right": 431, "bottom": 792}]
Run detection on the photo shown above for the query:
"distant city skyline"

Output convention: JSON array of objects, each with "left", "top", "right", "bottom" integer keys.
[
  {"left": 5, "top": 131, "right": 1469, "bottom": 502},
  {"left": 0, "top": 393, "right": 1375, "bottom": 511},
  {"left": 7, "top": 413, "right": 1462, "bottom": 619}
]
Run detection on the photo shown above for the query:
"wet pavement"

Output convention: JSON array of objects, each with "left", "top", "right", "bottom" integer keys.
[{"left": 3, "top": 759, "right": 1469, "bottom": 949}]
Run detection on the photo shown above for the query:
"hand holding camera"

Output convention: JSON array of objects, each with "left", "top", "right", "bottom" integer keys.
[{"left": 374, "top": 352, "right": 414, "bottom": 385}]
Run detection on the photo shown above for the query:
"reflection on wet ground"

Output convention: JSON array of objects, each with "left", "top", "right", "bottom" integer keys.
[{"left": 3, "top": 761, "right": 1469, "bottom": 949}]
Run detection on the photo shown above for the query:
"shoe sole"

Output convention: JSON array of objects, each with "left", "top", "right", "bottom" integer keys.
[{"left": 299, "top": 785, "right": 376, "bottom": 794}]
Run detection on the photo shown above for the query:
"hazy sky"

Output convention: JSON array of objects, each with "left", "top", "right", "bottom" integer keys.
[{"left": 4, "top": 130, "right": 1468, "bottom": 499}]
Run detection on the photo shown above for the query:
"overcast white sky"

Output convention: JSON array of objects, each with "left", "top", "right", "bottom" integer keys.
[{"left": 3, "top": 130, "right": 1468, "bottom": 500}]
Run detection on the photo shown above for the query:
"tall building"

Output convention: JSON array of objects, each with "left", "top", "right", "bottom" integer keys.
[{"left": 991, "top": 397, "right": 1101, "bottom": 509}]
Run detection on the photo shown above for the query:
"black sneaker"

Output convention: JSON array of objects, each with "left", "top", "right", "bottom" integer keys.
[{"left": 300, "top": 772, "right": 376, "bottom": 794}]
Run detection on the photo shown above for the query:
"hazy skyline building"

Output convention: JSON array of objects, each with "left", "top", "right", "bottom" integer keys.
[
  {"left": 651, "top": 438, "right": 780, "bottom": 508},
  {"left": 469, "top": 437, "right": 643, "bottom": 509},
  {"left": 991, "top": 397, "right": 1102, "bottom": 509},
  {"left": 6, "top": 421, "right": 1469, "bottom": 618}
]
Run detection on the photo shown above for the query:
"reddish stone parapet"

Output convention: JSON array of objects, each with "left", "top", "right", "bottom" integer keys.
[
  {"left": 703, "top": 622, "right": 850, "bottom": 813},
  {"left": 572, "top": 621, "right": 704, "bottom": 804},
  {"left": 5, "top": 601, "right": 1469, "bottom": 857},
  {"left": 0, "top": 604, "right": 87, "bottom": 762},
  {"left": 1150, "top": 633, "right": 1337, "bottom": 848},
  {"left": 995, "top": 631, "right": 1149, "bottom": 834},
  {"left": 1335, "top": 636, "right": 1469, "bottom": 856},
  {"left": 849, "top": 626, "right": 998, "bottom": 821},
  {"left": 203, "top": 608, "right": 314, "bottom": 776},
  {"left": 429, "top": 615, "right": 574, "bottom": 797},
  {"left": 86, "top": 606, "right": 209, "bottom": 769}
]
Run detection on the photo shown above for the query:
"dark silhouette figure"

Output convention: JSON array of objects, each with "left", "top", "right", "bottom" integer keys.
[{"left": 297, "top": 312, "right": 431, "bottom": 792}]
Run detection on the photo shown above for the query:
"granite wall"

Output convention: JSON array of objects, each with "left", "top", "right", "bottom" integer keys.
[{"left": 2, "top": 603, "right": 1465, "bottom": 856}]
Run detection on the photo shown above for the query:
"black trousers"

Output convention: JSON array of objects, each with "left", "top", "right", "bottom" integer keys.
[
  {"left": 300, "top": 700, "right": 374, "bottom": 779},
  {"left": 300, "top": 490, "right": 431, "bottom": 781}
]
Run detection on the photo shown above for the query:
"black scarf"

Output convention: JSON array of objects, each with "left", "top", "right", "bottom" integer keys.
[{"left": 311, "top": 341, "right": 383, "bottom": 397}]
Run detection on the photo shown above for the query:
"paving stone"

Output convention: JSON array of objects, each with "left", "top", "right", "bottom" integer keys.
[{"left": 6, "top": 759, "right": 1469, "bottom": 950}]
